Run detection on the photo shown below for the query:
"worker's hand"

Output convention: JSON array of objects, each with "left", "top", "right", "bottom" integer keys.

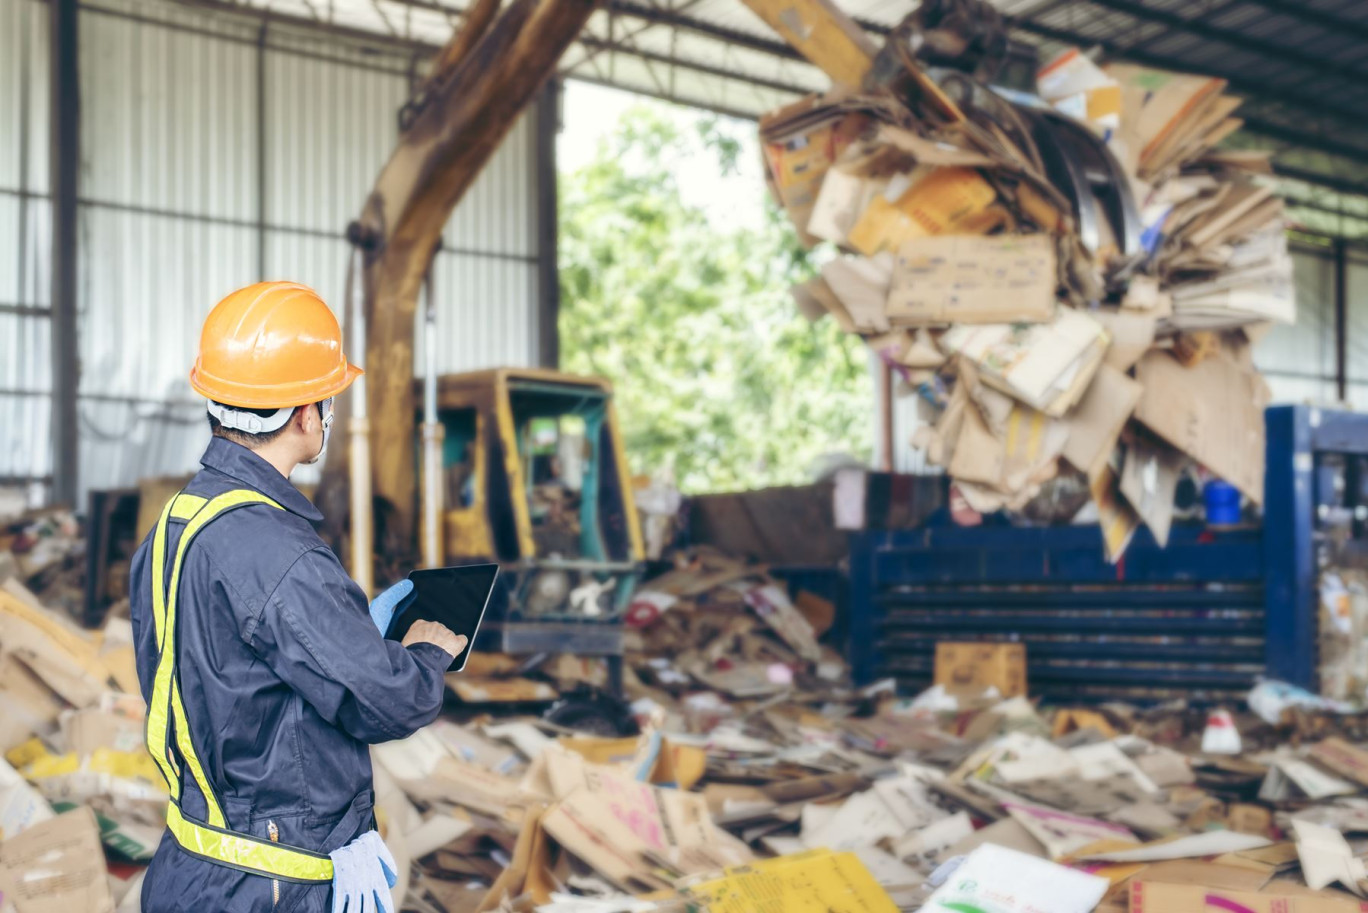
[{"left": 402, "top": 620, "right": 467, "bottom": 659}]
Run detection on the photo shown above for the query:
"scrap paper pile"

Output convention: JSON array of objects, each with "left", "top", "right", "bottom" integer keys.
[
  {"left": 0, "top": 575, "right": 163, "bottom": 913},
  {"left": 624, "top": 548, "right": 849, "bottom": 709},
  {"left": 366, "top": 683, "right": 1368, "bottom": 913},
  {"left": 1, "top": 508, "right": 86, "bottom": 619},
  {"left": 7, "top": 545, "right": 1368, "bottom": 913},
  {"left": 762, "top": 6, "right": 1293, "bottom": 560}
]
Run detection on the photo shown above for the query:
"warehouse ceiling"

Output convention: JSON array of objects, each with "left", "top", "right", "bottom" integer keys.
[{"left": 184, "top": 0, "right": 1368, "bottom": 241}]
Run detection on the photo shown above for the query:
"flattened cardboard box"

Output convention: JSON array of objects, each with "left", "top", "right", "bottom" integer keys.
[
  {"left": 1133, "top": 344, "right": 1266, "bottom": 505},
  {"left": 0, "top": 807, "right": 115, "bottom": 913},
  {"left": 760, "top": 101, "right": 868, "bottom": 246},
  {"left": 682, "top": 849, "right": 900, "bottom": 913},
  {"left": 1309, "top": 738, "right": 1368, "bottom": 789},
  {"left": 847, "top": 167, "right": 1000, "bottom": 256},
  {"left": 887, "top": 234, "right": 1056, "bottom": 326},
  {"left": 1061, "top": 363, "right": 1143, "bottom": 480},
  {"left": 934, "top": 642, "right": 1026, "bottom": 698},
  {"left": 941, "top": 309, "right": 1109, "bottom": 417},
  {"left": 1120, "top": 437, "right": 1187, "bottom": 548},
  {"left": 1129, "top": 880, "right": 1368, "bottom": 913}
]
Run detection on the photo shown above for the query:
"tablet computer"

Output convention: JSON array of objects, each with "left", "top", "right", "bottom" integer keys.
[{"left": 384, "top": 563, "right": 499, "bottom": 672}]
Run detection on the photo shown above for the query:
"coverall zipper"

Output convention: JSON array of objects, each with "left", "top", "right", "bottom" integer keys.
[{"left": 268, "top": 820, "right": 280, "bottom": 906}]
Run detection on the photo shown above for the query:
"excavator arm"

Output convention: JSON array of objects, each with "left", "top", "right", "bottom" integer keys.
[{"left": 320, "top": 0, "right": 598, "bottom": 564}]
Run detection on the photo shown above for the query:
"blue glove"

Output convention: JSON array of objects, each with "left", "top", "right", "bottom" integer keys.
[
  {"left": 329, "top": 830, "right": 397, "bottom": 913},
  {"left": 368, "top": 579, "right": 414, "bottom": 636}
]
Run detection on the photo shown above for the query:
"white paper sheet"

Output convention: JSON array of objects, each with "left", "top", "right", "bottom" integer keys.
[{"left": 920, "top": 844, "right": 1108, "bottom": 913}]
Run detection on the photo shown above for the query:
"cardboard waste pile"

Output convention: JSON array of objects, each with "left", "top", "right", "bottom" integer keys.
[
  {"left": 623, "top": 548, "right": 847, "bottom": 711},
  {"left": 1, "top": 509, "right": 85, "bottom": 620},
  {"left": 7, "top": 548, "right": 1368, "bottom": 913},
  {"left": 765, "top": 9, "right": 1293, "bottom": 560},
  {"left": 0, "top": 574, "right": 156, "bottom": 913},
  {"left": 372, "top": 681, "right": 1368, "bottom": 913}
]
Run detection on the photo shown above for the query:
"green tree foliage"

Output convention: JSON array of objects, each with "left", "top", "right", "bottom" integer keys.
[{"left": 559, "top": 106, "right": 872, "bottom": 493}]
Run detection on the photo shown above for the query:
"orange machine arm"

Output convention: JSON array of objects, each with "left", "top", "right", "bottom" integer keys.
[{"left": 321, "top": 0, "right": 598, "bottom": 561}]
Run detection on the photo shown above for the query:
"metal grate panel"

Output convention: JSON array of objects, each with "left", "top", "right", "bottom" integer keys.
[{"left": 849, "top": 525, "right": 1266, "bottom": 705}]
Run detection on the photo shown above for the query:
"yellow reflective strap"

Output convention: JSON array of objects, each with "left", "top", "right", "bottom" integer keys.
[
  {"left": 150, "top": 496, "right": 177, "bottom": 648},
  {"left": 171, "top": 493, "right": 208, "bottom": 520},
  {"left": 166, "top": 803, "right": 333, "bottom": 884},
  {"left": 171, "top": 686, "right": 225, "bottom": 828},
  {"left": 146, "top": 495, "right": 182, "bottom": 797},
  {"left": 147, "top": 489, "right": 282, "bottom": 838}
]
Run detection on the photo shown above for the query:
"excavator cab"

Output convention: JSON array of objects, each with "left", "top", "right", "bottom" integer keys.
[{"left": 417, "top": 369, "right": 645, "bottom": 694}]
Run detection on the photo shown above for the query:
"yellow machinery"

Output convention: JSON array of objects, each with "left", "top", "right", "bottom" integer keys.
[{"left": 415, "top": 368, "right": 646, "bottom": 677}]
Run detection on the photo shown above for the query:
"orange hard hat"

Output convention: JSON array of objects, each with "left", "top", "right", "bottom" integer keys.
[{"left": 189, "top": 281, "right": 362, "bottom": 409}]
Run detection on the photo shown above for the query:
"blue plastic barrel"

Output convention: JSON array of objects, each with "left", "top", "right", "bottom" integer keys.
[{"left": 1204, "top": 479, "right": 1241, "bottom": 525}]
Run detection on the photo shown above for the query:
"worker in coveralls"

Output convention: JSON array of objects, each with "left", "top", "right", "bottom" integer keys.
[{"left": 130, "top": 281, "right": 466, "bottom": 913}]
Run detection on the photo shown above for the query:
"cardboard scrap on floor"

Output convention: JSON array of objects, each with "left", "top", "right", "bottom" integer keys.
[
  {"left": 0, "top": 807, "right": 115, "bottom": 913},
  {"left": 680, "top": 849, "right": 900, "bottom": 913},
  {"left": 6, "top": 508, "right": 1368, "bottom": 913}
]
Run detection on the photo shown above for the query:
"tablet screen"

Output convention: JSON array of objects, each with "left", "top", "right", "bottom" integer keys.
[{"left": 385, "top": 564, "right": 499, "bottom": 672}]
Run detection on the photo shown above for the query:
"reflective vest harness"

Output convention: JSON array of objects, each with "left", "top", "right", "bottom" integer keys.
[{"left": 146, "top": 489, "right": 335, "bottom": 884}]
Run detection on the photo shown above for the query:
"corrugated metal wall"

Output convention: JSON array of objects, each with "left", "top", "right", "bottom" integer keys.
[
  {"left": 1252, "top": 245, "right": 1342, "bottom": 405},
  {"left": 1, "top": 0, "right": 52, "bottom": 490},
  {"left": 1, "top": 0, "right": 542, "bottom": 502}
]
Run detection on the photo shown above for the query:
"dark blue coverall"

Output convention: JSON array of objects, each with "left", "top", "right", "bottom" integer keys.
[{"left": 130, "top": 437, "right": 452, "bottom": 913}]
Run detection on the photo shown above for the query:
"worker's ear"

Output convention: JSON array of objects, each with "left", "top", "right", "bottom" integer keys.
[{"left": 294, "top": 405, "right": 317, "bottom": 435}]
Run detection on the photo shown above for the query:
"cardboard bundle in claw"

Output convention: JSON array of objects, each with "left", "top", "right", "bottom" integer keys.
[{"left": 759, "top": 1, "right": 1293, "bottom": 561}]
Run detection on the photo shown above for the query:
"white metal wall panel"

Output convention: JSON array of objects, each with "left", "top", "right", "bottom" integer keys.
[
  {"left": 1, "top": 0, "right": 51, "bottom": 488},
  {"left": 82, "top": 7, "right": 258, "bottom": 219},
  {"left": 1347, "top": 256, "right": 1368, "bottom": 384},
  {"left": 5, "top": 0, "right": 545, "bottom": 501},
  {"left": 80, "top": 207, "right": 258, "bottom": 401},
  {"left": 426, "top": 249, "right": 538, "bottom": 372},
  {"left": 264, "top": 45, "right": 407, "bottom": 234},
  {"left": 263, "top": 230, "right": 349, "bottom": 314},
  {"left": 0, "top": 0, "right": 49, "bottom": 194},
  {"left": 0, "top": 309, "right": 53, "bottom": 482},
  {"left": 0, "top": 0, "right": 51, "bottom": 316},
  {"left": 1, "top": 197, "right": 52, "bottom": 309},
  {"left": 444, "top": 114, "right": 539, "bottom": 259},
  {"left": 1255, "top": 247, "right": 1336, "bottom": 403},
  {"left": 262, "top": 39, "right": 540, "bottom": 376}
]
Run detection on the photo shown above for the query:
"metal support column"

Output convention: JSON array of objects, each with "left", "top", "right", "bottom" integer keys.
[
  {"left": 879, "top": 363, "right": 895, "bottom": 470},
  {"left": 1263, "top": 406, "right": 1318, "bottom": 689},
  {"left": 846, "top": 531, "right": 881, "bottom": 686},
  {"left": 49, "top": 0, "right": 80, "bottom": 505},
  {"left": 1334, "top": 239, "right": 1348, "bottom": 402},
  {"left": 534, "top": 78, "right": 561, "bottom": 369},
  {"left": 255, "top": 23, "right": 268, "bottom": 279}
]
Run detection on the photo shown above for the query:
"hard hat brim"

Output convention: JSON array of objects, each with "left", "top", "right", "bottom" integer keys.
[{"left": 189, "top": 361, "right": 363, "bottom": 410}]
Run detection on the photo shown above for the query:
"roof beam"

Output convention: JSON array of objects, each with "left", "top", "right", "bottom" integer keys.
[
  {"left": 608, "top": 2, "right": 1368, "bottom": 182},
  {"left": 1238, "top": 115, "right": 1368, "bottom": 171},
  {"left": 1274, "top": 164, "right": 1368, "bottom": 200},
  {"left": 575, "top": 34, "right": 815, "bottom": 97},
  {"left": 1083, "top": 0, "right": 1368, "bottom": 86},
  {"left": 1284, "top": 195, "right": 1368, "bottom": 227},
  {"left": 1239, "top": 0, "right": 1368, "bottom": 46},
  {"left": 609, "top": 0, "right": 806, "bottom": 61},
  {"left": 568, "top": 71, "right": 766, "bottom": 122},
  {"left": 611, "top": 1, "right": 1368, "bottom": 142}
]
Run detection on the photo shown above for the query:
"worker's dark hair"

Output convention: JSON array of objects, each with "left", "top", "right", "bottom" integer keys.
[{"left": 208, "top": 402, "right": 323, "bottom": 449}]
